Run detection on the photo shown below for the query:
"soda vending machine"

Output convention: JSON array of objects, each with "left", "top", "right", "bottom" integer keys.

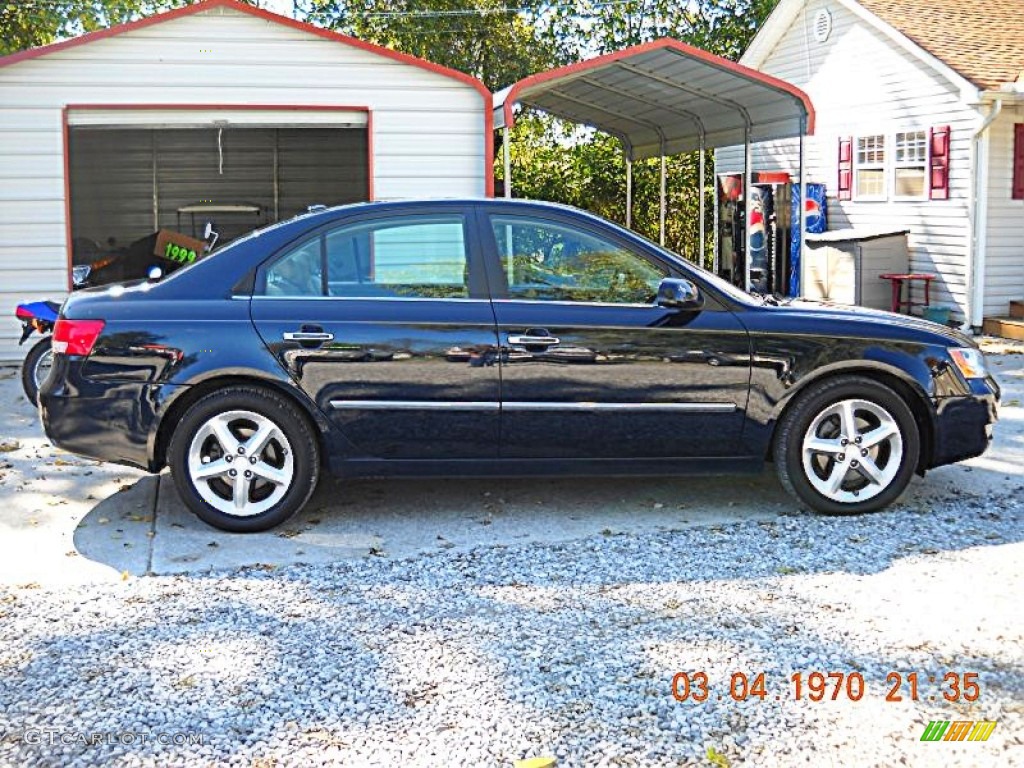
[
  {"left": 717, "top": 175, "right": 826, "bottom": 297},
  {"left": 788, "top": 182, "right": 827, "bottom": 296}
]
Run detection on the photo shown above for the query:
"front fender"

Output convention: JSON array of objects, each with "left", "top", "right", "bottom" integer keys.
[{"left": 741, "top": 334, "right": 953, "bottom": 457}]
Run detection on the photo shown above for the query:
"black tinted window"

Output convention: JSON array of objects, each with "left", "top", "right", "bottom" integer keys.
[
  {"left": 265, "top": 238, "right": 322, "bottom": 296},
  {"left": 327, "top": 215, "right": 468, "bottom": 298},
  {"left": 490, "top": 215, "right": 666, "bottom": 304},
  {"left": 262, "top": 214, "right": 469, "bottom": 299}
]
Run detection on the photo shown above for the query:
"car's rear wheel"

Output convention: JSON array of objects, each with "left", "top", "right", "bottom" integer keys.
[
  {"left": 21, "top": 336, "right": 53, "bottom": 405},
  {"left": 774, "top": 376, "right": 920, "bottom": 514},
  {"left": 168, "top": 386, "right": 319, "bottom": 532}
]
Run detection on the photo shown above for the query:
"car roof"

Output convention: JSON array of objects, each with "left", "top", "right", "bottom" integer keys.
[{"left": 316, "top": 197, "right": 594, "bottom": 216}]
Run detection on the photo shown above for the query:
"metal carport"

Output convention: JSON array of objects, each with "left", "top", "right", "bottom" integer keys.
[{"left": 494, "top": 38, "right": 815, "bottom": 293}]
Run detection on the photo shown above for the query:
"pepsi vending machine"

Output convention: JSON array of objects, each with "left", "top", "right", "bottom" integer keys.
[
  {"left": 747, "top": 185, "right": 774, "bottom": 294},
  {"left": 718, "top": 176, "right": 826, "bottom": 296},
  {"left": 788, "top": 182, "right": 827, "bottom": 296}
]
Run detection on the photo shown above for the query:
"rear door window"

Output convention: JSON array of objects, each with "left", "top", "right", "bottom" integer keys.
[{"left": 261, "top": 214, "right": 471, "bottom": 299}]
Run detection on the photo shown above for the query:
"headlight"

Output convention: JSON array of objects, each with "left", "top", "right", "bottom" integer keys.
[{"left": 949, "top": 347, "right": 988, "bottom": 379}]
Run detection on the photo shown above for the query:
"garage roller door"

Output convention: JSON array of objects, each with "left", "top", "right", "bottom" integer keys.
[{"left": 68, "top": 121, "right": 368, "bottom": 259}]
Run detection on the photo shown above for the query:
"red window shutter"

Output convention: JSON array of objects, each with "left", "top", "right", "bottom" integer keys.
[
  {"left": 837, "top": 136, "right": 853, "bottom": 200},
  {"left": 930, "top": 125, "right": 951, "bottom": 200},
  {"left": 1013, "top": 123, "right": 1024, "bottom": 200}
]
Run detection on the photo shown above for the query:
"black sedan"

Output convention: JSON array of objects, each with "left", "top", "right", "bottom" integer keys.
[{"left": 40, "top": 200, "right": 999, "bottom": 532}]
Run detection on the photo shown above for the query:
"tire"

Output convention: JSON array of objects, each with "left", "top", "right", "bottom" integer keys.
[
  {"left": 168, "top": 386, "right": 320, "bottom": 532},
  {"left": 773, "top": 376, "right": 920, "bottom": 515},
  {"left": 21, "top": 336, "right": 53, "bottom": 405}
]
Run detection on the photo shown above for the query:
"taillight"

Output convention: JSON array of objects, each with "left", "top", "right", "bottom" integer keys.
[{"left": 52, "top": 318, "right": 105, "bottom": 356}]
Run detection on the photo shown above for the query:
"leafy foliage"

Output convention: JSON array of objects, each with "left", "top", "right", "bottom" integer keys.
[
  {"left": 508, "top": 115, "right": 714, "bottom": 265},
  {"left": 303, "top": 0, "right": 560, "bottom": 91}
]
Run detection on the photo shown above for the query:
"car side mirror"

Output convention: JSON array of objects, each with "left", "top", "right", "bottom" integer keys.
[
  {"left": 656, "top": 277, "right": 703, "bottom": 311},
  {"left": 203, "top": 221, "right": 220, "bottom": 252}
]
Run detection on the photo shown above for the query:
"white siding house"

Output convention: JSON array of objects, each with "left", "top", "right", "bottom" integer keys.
[
  {"left": 717, "top": 0, "right": 1024, "bottom": 330},
  {"left": 0, "top": 0, "right": 492, "bottom": 361}
]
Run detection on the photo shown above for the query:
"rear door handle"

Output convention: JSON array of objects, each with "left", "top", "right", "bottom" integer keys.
[
  {"left": 507, "top": 334, "right": 560, "bottom": 346},
  {"left": 283, "top": 331, "right": 334, "bottom": 342}
]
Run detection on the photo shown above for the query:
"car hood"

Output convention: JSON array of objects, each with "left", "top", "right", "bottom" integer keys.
[{"left": 768, "top": 300, "right": 975, "bottom": 347}]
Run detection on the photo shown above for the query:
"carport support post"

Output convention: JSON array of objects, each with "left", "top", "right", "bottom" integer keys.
[
  {"left": 797, "top": 116, "right": 807, "bottom": 297},
  {"left": 698, "top": 136, "right": 706, "bottom": 266},
  {"left": 743, "top": 127, "right": 753, "bottom": 293},
  {"left": 625, "top": 156, "right": 633, "bottom": 229},
  {"left": 503, "top": 126, "right": 512, "bottom": 199},
  {"left": 659, "top": 148, "right": 667, "bottom": 247},
  {"left": 712, "top": 175, "right": 720, "bottom": 275}
]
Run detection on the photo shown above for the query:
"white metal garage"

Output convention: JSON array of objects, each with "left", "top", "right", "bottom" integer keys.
[{"left": 0, "top": 0, "right": 492, "bottom": 360}]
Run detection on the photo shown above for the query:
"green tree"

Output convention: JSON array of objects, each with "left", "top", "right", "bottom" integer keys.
[
  {"left": 507, "top": 115, "right": 710, "bottom": 264},
  {"left": 303, "top": 0, "right": 562, "bottom": 91},
  {"left": 546, "top": 0, "right": 779, "bottom": 59}
]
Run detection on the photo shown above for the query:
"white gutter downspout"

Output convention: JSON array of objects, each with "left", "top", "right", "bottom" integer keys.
[{"left": 966, "top": 97, "right": 1003, "bottom": 331}]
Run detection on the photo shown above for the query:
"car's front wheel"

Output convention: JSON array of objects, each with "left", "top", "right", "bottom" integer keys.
[
  {"left": 168, "top": 386, "right": 320, "bottom": 532},
  {"left": 774, "top": 376, "right": 920, "bottom": 514}
]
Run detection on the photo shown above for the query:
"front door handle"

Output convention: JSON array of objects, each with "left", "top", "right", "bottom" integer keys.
[
  {"left": 507, "top": 334, "right": 560, "bottom": 346},
  {"left": 283, "top": 330, "right": 334, "bottom": 342}
]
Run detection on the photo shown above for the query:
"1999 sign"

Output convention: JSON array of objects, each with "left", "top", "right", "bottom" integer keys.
[{"left": 671, "top": 671, "right": 981, "bottom": 703}]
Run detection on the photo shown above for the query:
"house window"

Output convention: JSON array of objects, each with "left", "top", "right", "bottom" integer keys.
[
  {"left": 855, "top": 135, "right": 886, "bottom": 199},
  {"left": 894, "top": 130, "right": 927, "bottom": 198},
  {"left": 840, "top": 128, "right": 949, "bottom": 201}
]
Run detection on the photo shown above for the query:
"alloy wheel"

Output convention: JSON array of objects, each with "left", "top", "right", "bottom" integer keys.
[
  {"left": 800, "top": 398, "right": 903, "bottom": 504},
  {"left": 186, "top": 410, "right": 294, "bottom": 517}
]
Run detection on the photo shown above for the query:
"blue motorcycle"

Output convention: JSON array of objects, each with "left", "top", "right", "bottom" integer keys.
[
  {"left": 18, "top": 209, "right": 258, "bottom": 403},
  {"left": 15, "top": 264, "right": 91, "bottom": 404}
]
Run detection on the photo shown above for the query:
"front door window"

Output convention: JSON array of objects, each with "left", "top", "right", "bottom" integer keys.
[{"left": 490, "top": 216, "right": 666, "bottom": 304}]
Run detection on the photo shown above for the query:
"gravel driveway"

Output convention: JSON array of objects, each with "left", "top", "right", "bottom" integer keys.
[{"left": 1, "top": 349, "right": 1022, "bottom": 767}]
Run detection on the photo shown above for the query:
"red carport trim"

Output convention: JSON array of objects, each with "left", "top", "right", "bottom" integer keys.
[
  {"left": 6, "top": 0, "right": 493, "bottom": 196},
  {"left": 61, "top": 103, "right": 376, "bottom": 290},
  {"left": 500, "top": 37, "right": 815, "bottom": 137}
]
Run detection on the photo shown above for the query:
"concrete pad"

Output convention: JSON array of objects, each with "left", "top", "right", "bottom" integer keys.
[
  {"left": 73, "top": 475, "right": 158, "bottom": 576},
  {"left": 150, "top": 473, "right": 378, "bottom": 574},
  {"left": 0, "top": 365, "right": 149, "bottom": 585}
]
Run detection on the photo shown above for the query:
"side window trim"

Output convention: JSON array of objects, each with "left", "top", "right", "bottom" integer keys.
[
  {"left": 318, "top": 232, "right": 328, "bottom": 296},
  {"left": 468, "top": 204, "right": 501, "bottom": 302}
]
